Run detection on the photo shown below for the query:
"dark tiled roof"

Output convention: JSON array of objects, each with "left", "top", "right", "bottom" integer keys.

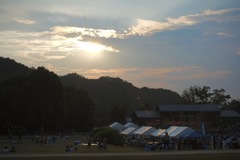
[
  {"left": 221, "top": 110, "right": 240, "bottom": 118},
  {"left": 134, "top": 110, "right": 161, "bottom": 118},
  {"left": 157, "top": 104, "right": 221, "bottom": 112}
]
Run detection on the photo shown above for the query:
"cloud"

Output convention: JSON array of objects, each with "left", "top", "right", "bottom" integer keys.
[
  {"left": 0, "top": 28, "right": 119, "bottom": 61},
  {"left": 136, "top": 67, "right": 231, "bottom": 81},
  {"left": 50, "top": 26, "right": 126, "bottom": 39},
  {"left": 128, "top": 8, "right": 240, "bottom": 35},
  {"left": 35, "top": 8, "right": 240, "bottom": 39},
  {"left": 13, "top": 17, "right": 36, "bottom": 25},
  {"left": 217, "top": 32, "right": 233, "bottom": 37},
  {"left": 37, "top": 65, "right": 231, "bottom": 91},
  {"left": 128, "top": 19, "right": 176, "bottom": 36},
  {"left": 1, "top": 7, "right": 239, "bottom": 65},
  {"left": 203, "top": 31, "right": 234, "bottom": 38},
  {"left": 202, "top": 8, "right": 238, "bottom": 16},
  {"left": 68, "top": 66, "right": 230, "bottom": 82},
  {"left": 236, "top": 49, "right": 240, "bottom": 56},
  {"left": 70, "top": 68, "right": 137, "bottom": 79}
]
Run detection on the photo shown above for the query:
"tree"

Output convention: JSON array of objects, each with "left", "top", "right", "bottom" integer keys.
[
  {"left": 63, "top": 87, "right": 95, "bottom": 132},
  {"left": 181, "top": 86, "right": 231, "bottom": 106},
  {"left": 210, "top": 89, "right": 231, "bottom": 107},
  {"left": 222, "top": 99, "right": 240, "bottom": 113},
  {"left": 195, "top": 86, "right": 211, "bottom": 103},
  {"left": 182, "top": 86, "right": 211, "bottom": 104},
  {"left": 182, "top": 86, "right": 195, "bottom": 104},
  {"left": 0, "top": 67, "right": 65, "bottom": 134},
  {"left": 110, "top": 105, "right": 126, "bottom": 124},
  {"left": 92, "top": 127, "right": 123, "bottom": 146},
  {"left": 0, "top": 76, "right": 29, "bottom": 133},
  {"left": 25, "top": 67, "right": 65, "bottom": 134}
]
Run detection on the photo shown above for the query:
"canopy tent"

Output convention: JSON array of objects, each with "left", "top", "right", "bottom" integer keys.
[
  {"left": 132, "top": 126, "right": 146, "bottom": 135},
  {"left": 133, "top": 126, "right": 156, "bottom": 136},
  {"left": 181, "top": 131, "right": 208, "bottom": 138},
  {"left": 109, "top": 122, "right": 124, "bottom": 132},
  {"left": 151, "top": 129, "right": 166, "bottom": 137},
  {"left": 159, "top": 126, "right": 178, "bottom": 137},
  {"left": 123, "top": 122, "right": 139, "bottom": 129},
  {"left": 168, "top": 126, "right": 194, "bottom": 138},
  {"left": 120, "top": 127, "right": 138, "bottom": 135},
  {"left": 159, "top": 126, "right": 194, "bottom": 138}
]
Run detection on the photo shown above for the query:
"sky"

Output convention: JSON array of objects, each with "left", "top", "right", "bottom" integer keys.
[{"left": 0, "top": 0, "right": 240, "bottom": 99}]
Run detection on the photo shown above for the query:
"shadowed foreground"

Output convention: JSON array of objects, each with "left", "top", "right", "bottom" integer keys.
[{"left": 1, "top": 150, "right": 240, "bottom": 160}]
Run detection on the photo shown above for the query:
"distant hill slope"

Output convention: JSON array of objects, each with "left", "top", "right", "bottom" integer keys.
[
  {"left": 0, "top": 57, "right": 31, "bottom": 81},
  {"left": 60, "top": 73, "right": 184, "bottom": 113},
  {"left": 0, "top": 57, "right": 183, "bottom": 124}
]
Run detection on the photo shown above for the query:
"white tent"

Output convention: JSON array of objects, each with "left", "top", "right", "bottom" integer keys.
[
  {"left": 109, "top": 122, "right": 124, "bottom": 132},
  {"left": 151, "top": 129, "right": 166, "bottom": 137},
  {"left": 159, "top": 126, "right": 177, "bottom": 137},
  {"left": 133, "top": 126, "right": 156, "bottom": 136},
  {"left": 120, "top": 127, "right": 138, "bottom": 135},
  {"left": 132, "top": 126, "right": 146, "bottom": 135},
  {"left": 159, "top": 126, "right": 194, "bottom": 138},
  {"left": 123, "top": 122, "right": 139, "bottom": 129},
  {"left": 168, "top": 126, "right": 194, "bottom": 138}
]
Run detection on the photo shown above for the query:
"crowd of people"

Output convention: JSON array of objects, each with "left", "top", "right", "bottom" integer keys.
[
  {"left": 65, "top": 145, "right": 77, "bottom": 152},
  {"left": 32, "top": 135, "right": 57, "bottom": 145},
  {"left": 97, "top": 137, "right": 108, "bottom": 150},
  {"left": 123, "top": 132, "right": 240, "bottom": 151},
  {"left": 1, "top": 146, "right": 16, "bottom": 153}
]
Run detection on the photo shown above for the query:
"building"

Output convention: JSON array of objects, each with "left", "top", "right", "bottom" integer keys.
[
  {"left": 131, "top": 111, "right": 160, "bottom": 127},
  {"left": 131, "top": 104, "right": 240, "bottom": 134},
  {"left": 156, "top": 104, "right": 221, "bottom": 132},
  {"left": 218, "top": 110, "right": 240, "bottom": 134}
]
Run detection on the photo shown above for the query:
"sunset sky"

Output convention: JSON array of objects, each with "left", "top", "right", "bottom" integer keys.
[{"left": 0, "top": 0, "right": 239, "bottom": 99}]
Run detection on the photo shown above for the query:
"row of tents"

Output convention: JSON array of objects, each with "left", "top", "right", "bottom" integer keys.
[{"left": 109, "top": 122, "right": 207, "bottom": 139}]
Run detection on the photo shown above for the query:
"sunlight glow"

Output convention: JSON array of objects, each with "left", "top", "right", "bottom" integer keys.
[
  {"left": 72, "top": 40, "right": 118, "bottom": 54},
  {"left": 77, "top": 41, "right": 107, "bottom": 53}
]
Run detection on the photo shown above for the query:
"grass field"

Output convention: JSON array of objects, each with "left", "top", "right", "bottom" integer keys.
[
  {"left": 1, "top": 135, "right": 240, "bottom": 160},
  {"left": 0, "top": 135, "right": 142, "bottom": 153}
]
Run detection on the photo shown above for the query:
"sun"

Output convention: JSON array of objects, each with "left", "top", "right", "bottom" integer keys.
[
  {"left": 74, "top": 41, "right": 111, "bottom": 54},
  {"left": 66, "top": 39, "right": 118, "bottom": 59},
  {"left": 79, "top": 41, "right": 106, "bottom": 53},
  {"left": 65, "top": 38, "right": 118, "bottom": 54}
]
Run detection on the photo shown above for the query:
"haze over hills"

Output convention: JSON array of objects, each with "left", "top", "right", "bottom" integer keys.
[{"left": 0, "top": 56, "right": 183, "bottom": 124}]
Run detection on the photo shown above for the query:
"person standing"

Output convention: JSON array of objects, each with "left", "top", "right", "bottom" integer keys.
[
  {"left": 103, "top": 137, "right": 107, "bottom": 150},
  {"left": 10, "top": 146, "right": 16, "bottom": 152},
  {"left": 163, "top": 132, "right": 170, "bottom": 150}
]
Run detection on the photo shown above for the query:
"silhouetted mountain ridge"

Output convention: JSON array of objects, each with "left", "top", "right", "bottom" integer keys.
[
  {"left": 0, "top": 57, "right": 31, "bottom": 81},
  {"left": 60, "top": 73, "right": 183, "bottom": 113},
  {"left": 0, "top": 57, "right": 183, "bottom": 124}
]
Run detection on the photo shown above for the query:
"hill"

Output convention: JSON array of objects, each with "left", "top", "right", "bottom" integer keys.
[
  {"left": 60, "top": 73, "right": 183, "bottom": 124},
  {"left": 0, "top": 57, "right": 31, "bottom": 81},
  {"left": 0, "top": 57, "right": 183, "bottom": 125},
  {"left": 60, "top": 73, "right": 183, "bottom": 109}
]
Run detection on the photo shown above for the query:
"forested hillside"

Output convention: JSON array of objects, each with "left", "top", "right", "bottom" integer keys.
[
  {"left": 60, "top": 73, "right": 183, "bottom": 111},
  {"left": 0, "top": 57, "right": 183, "bottom": 130},
  {"left": 60, "top": 74, "right": 183, "bottom": 124},
  {"left": 0, "top": 66, "right": 95, "bottom": 134},
  {"left": 0, "top": 57, "right": 31, "bottom": 81},
  {"left": 1, "top": 56, "right": 239, "bottom": 133}
]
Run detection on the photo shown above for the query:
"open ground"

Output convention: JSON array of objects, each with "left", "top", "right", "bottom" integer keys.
[{"left": 0, "top": 136, "right": 240, "bottom": 160}]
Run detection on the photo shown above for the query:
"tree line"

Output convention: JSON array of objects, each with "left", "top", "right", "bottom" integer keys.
[
  {"left": 0, "top": 57, "right": 239, "bottom": 134},
  {"left": 181, "top": 85, "right": 240, "bottom": 112},
  {"left": 0, "top": 67, "right": 95, "bottom": 134}
]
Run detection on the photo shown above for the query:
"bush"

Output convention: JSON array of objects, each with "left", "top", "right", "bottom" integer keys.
[{"left": 92, "top": 127, "right": 123, "bottom": 146}]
